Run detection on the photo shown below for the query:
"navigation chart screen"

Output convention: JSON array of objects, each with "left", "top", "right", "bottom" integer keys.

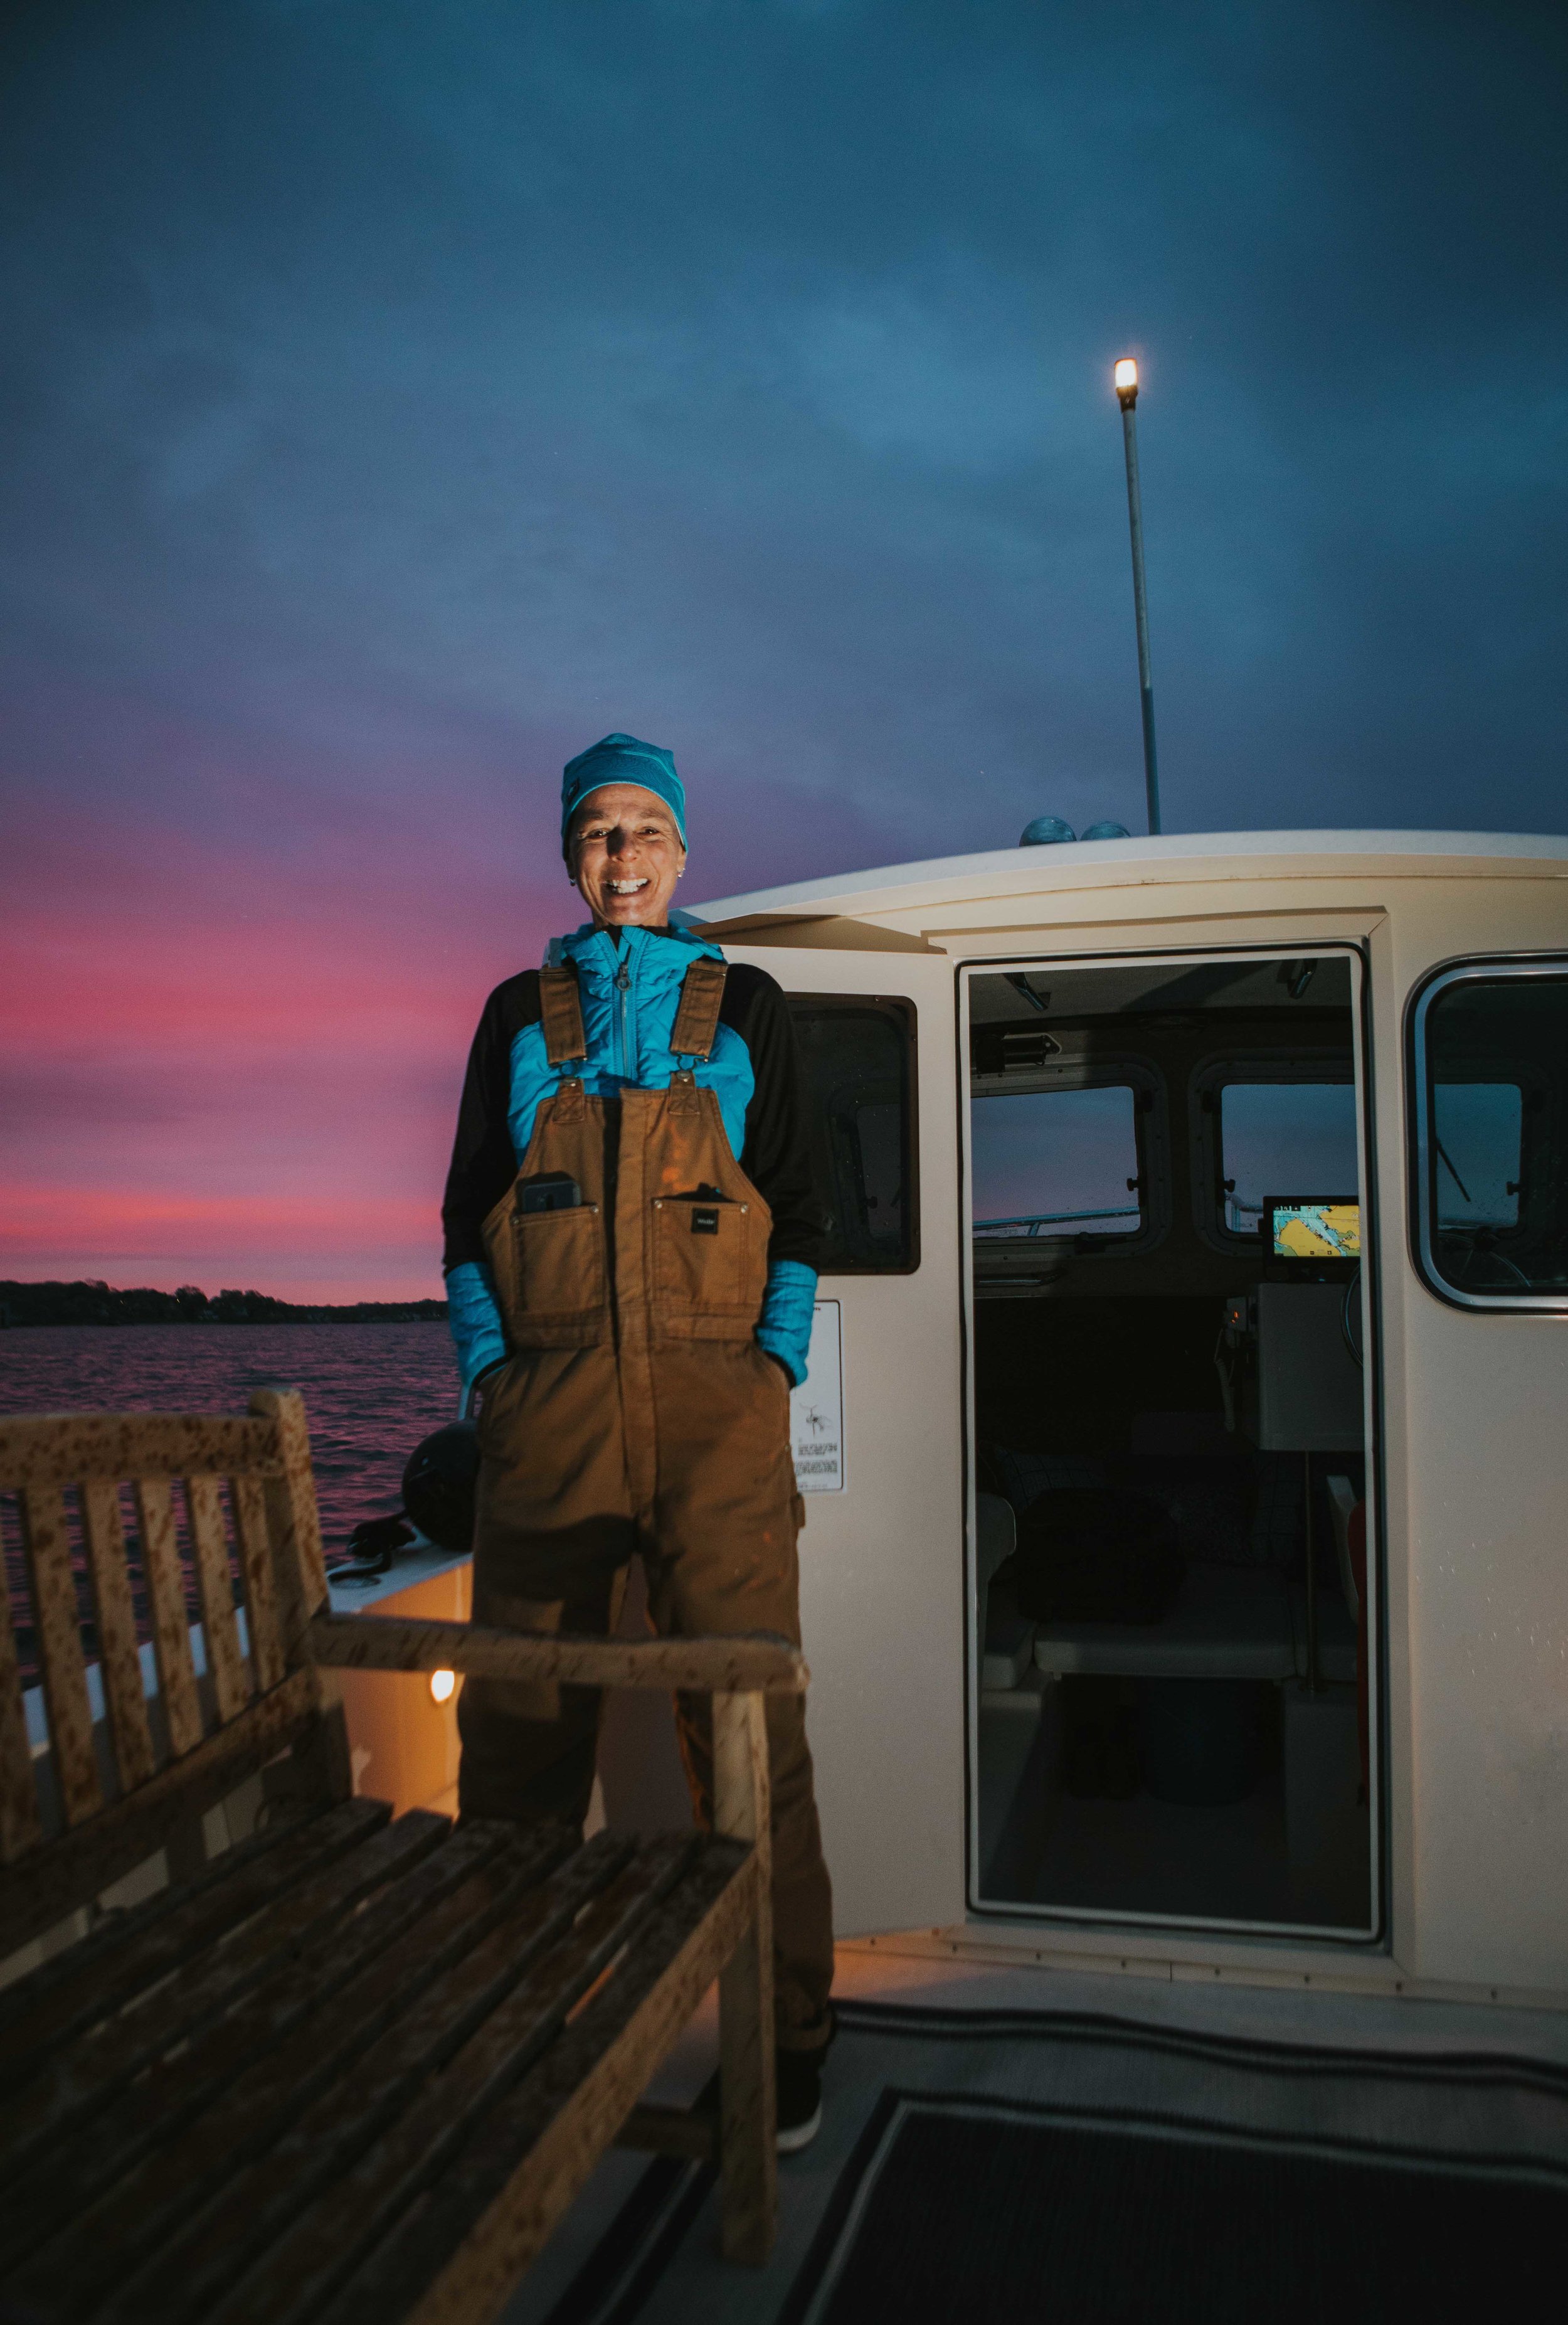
[{"left": 1268, "top": 1200, "right": 1360, "bottom": 1262}]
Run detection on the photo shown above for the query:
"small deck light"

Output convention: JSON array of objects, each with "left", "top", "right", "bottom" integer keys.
[{"left": 429, "top": 1668, "right": 457, "bottom": 1705}]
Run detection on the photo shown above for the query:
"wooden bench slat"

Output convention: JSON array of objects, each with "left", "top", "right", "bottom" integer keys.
[
  {"left": 78, "top": 1481, "right": 157, "bottom": 1794},
  {"left": 0, "top": 1528, "right": 42, "bottom": 1865},
  {"left": 200, "top": 1837, "right": 697, "bottom": 2325},
  {"left": 4, "top": 1822, "right": 570, "bottom": 2301},
  {"left": 186, "top": 1476, "right": 249, "bottom": 1723},
  {"left": 0, "top": 1796, "right": 389, "bottom": 2085},
  {"left": 0, "top": 1663, "right": 324, "bottom": 1962},
  {"left": 330, "top": 1842, "right": 753, "bottom": 2325},
  {"left": 251, "top": 1390, "right": 328, "bottom": 1652},
  {"left": 0, "top": 1797, "right": 319, "bottom": 2036},
  {"left": 308, "top": 1610, "right": 810, "bottom": 1695},
  {"left": 0, "top": 1797, "right": 416, "bottom": 2164},
  {"left": 2, "top": 1823, "right": 517, "bottom": 2280},
  {"left": 132, "top": 1477, "right": 203, "bottom": 1758},
  {"left": 146, "top": 1835, "right": 651, "bottom": 2325},
  {"left": 229, "top": 1471, "right": 285, "bottom": 1691},
  {"left": 0, "top": 1413, "right": 278, "bottom": 1493},
  {"left": 18, "top": 1486, "right": 101, "bottom": 1828}
]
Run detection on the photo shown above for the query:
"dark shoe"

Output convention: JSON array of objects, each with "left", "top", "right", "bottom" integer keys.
[{"left": 775, "top": 2044, "right": 825, "bottom": 2154}]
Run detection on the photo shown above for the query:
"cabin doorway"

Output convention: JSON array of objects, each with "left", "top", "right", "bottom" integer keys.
[{"left": 965, "top": 949, "right": 1377, "bottom": 1939}]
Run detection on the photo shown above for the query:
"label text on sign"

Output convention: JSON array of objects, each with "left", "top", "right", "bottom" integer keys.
[{"left": 790, "top": 1299, "right": 844, "bottom": 1493}]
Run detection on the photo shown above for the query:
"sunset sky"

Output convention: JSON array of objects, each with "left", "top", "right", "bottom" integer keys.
[{"left": 3, "top": 1, "right": 1565, "bottom": 1302}]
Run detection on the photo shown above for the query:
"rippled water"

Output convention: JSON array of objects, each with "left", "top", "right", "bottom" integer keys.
[
  {"left": 0, "top": 1322, "right": 460, "bottom": 1550},
  {"left": 1, "top": 1326, "right": 462, "bottom": 1683}
]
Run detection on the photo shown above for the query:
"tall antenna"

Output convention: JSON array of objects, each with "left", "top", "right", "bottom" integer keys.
[{"left": 1114, "top": 357, "right": 1161, "bottom": 836}]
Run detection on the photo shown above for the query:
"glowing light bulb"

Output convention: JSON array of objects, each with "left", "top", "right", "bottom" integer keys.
[
  {"left": 429, "top": 1668, "right": 457, "bottom": 1705},
  {"left": 1114, "top": 357, "right": 1138, "bottom": 395}
]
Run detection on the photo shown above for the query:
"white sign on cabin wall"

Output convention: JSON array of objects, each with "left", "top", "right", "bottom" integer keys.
[{"left": 790, "top": 1299, "right": 844, "bottom": 1493}]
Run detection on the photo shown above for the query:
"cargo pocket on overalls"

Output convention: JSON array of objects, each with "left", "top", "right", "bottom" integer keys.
[
  {"left": 651, "top": 1191, "right": 768, "bottom": 1336},
  {"left": 509, "top": 1196, "right": 607, "bottom": 1345}
]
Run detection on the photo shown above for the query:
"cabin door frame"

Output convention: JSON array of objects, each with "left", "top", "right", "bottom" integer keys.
[
  {"left": 957, "top": 939, "right": 1384, "bottom": 1945},
  {"left": 726, "top": 942, "right": 968, "bottom": 1939}
]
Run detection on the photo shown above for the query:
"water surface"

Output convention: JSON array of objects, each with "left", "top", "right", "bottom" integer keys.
[{"left": 0, "top": 1326, "right": 460, "bottom": 1678}]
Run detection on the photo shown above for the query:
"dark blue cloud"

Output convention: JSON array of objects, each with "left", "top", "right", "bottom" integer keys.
[{"left": 3, "top": 0, "right": 1565, "bottom": 899}]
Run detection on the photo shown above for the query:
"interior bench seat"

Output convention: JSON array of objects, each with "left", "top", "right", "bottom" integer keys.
[{"left": 1032, "top": 1562, "right": 1296, "bottom": 1681}]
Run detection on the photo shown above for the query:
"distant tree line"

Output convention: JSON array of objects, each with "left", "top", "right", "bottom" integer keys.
[{"left": 0, "top": 1280, "right": 449, "bottom": 1327}]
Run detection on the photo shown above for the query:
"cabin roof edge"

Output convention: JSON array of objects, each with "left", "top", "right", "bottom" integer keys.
[{"left": 687, "top": 829, "right": 1568, "bottom": 932}]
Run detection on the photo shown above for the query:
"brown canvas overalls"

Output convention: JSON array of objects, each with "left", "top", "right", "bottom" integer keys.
[{"left": 458, "top": 957, "right": 834, "bottom": 2049}]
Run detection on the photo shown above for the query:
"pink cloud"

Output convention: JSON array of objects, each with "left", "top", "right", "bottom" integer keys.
[
  {"left": 3, "top": 793, "right": 556, "bottom": 1299},
  {"left": 3, "top": 765, "right": 888, "bottom": 1301}
]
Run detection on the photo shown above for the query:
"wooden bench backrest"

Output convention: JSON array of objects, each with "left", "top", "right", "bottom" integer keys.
[{"left": 0, "top": 1388, "right": 332, "bottom": 1954}]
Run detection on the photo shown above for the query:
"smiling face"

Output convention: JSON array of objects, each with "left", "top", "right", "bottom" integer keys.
[{"left": 567, "top": 784, "right": 687, "bottom": 929}]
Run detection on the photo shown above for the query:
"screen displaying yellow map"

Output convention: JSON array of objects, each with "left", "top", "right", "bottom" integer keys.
[{"left": 1272, "top": 1201, "right": 1360, "bottom": 1260}]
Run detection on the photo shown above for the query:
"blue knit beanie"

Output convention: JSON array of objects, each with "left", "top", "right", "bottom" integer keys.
[{"left": 561, "top": 733, "right": 687, "bottom": 854}]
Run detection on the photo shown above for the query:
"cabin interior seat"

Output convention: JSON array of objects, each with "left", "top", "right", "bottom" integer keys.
[{"left": 1030, "top": 1561, "right": 1293, "bottom": 1679}]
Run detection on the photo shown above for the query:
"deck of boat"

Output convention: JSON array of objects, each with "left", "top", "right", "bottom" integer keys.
[{"left": 504, "top": 1938, "right": 1568, "bottom": 2323}]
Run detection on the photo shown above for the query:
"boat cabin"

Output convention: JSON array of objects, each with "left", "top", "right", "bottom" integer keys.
[{"left": 684, "top": 829, "right": 1568, "bottom": 2003}]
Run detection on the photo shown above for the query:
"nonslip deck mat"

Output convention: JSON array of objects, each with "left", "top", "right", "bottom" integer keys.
[
  {"left": 527, "top": 1998, "right": 1568, "bottom": 2325},
  {"left": 775, "top": 2090, "right": 1561, "bottom": 2322}
]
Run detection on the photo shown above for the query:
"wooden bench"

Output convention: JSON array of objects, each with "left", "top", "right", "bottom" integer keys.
[{"left": 0, "top": 1390, "right": 803, "bottom": 2322}]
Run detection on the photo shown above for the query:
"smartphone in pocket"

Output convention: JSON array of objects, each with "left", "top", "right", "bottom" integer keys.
[{"left": 518, "top": 1173, "right": 583, "bottom": 1215}]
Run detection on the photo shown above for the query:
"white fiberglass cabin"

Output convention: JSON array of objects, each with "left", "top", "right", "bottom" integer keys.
[{"left": 686, "top": 829, "right": 1568, "bottom": 2006}]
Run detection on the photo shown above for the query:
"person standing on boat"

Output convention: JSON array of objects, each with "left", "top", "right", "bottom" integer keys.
[{"left": 440, "top": 732, "right": 834, "bottom": 2149}]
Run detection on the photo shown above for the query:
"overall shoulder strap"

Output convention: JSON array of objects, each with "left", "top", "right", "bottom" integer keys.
[
  {"left": 668, "top": 957, "right": 728, "bottom": 1061},
  {"left": 538, "top": 964, "right": 588, "bottom": 1067}
]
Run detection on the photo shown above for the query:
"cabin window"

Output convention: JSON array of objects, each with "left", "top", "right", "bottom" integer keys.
[
  {"left": 787, "top": 994, "right": 918, "bottom": 1274},
  {"left": 1412, "top": 964, "right": 1568, "bottom": 1307},
  {"left": 1433, "top": 1082, "right": 1523, "bottom": 1232},
  {"left": 972, "top": 1083, "right": 1143, "bottom": 1241},
  {"left": 1215, "top": 1077, "right": 1357, "bottom": 1240}
]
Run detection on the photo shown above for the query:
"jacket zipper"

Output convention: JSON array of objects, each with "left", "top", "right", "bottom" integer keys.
[{"left": 615, "top": 956, "right": 632, "bottom": 1077}]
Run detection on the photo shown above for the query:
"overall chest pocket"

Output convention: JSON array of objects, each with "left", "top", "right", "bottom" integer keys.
[
  {"left": 651, "top": 1193, "right": 768, "bottom": 1337},
  {"left": 506, "top": 1200, "right": 607, "bottom": 1344}
]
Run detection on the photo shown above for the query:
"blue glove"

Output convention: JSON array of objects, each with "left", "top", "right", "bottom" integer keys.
[
  {"left": 755, "top": 1259, "right": 816, "bottom": 1389},
  {"left": 445, "top": 1259, "right": 508, "bottom": 1397}
]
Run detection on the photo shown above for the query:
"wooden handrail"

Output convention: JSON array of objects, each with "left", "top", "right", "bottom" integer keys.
[
  {"left": 306, "top": 1612, "right": 809, "bottom": 1695},
  {"left": 0, "top": 1413, "right": 280, "bottom": 1492}
]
